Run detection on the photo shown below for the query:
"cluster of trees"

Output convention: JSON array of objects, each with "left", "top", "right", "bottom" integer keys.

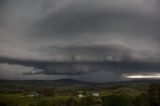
[
  {"left": 23, "top": 87, "right": 56, "bottom": 97},
  {"left": 133, "top": 84, "right": 160, "bottom": 106},
  {"left": 0, "top": 100, "right": 18, "bottom": 106},
  {"left": 36, "top": 87, "right": 56, "bottom": 97},
  {"left": 0, "top": 84, "right": 160, "bottom": 106},
  {"left": 102, "top": 84, "right": 160, "bottom": 106},
  {"left": 102, "top": 93, "right": 133, "bottom": 106}
]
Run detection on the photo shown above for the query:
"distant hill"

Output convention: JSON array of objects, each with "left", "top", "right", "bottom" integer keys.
[
  {"left": 112, "top": 79, "right": 160, "bottom": 84},
  {"left": 0, "top": 79, "right": 160, "bottom": 88},
  {"left": 0, "top": 78, "right": 90, "bottom": 87}
]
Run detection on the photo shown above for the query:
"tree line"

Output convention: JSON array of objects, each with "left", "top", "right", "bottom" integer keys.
[{"left": 0, "top": 84, "right": 160, "bottom": 106}]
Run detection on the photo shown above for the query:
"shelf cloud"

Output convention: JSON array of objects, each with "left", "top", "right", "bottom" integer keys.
[{"left": 0, "top": 0, "right": 160, "bottom": 82}]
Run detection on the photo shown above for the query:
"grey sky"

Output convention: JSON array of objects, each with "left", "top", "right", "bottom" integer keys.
[{"left": 0, "top": 0, "right": 160, "bottom": 82}]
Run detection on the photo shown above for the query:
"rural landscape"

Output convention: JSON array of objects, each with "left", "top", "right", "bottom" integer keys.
[
  {"left": 1, "top": 0, "right": 160, "bottom": 106},
  {"left": 0, "top": 79, "right": 160, "bottom": 106}
]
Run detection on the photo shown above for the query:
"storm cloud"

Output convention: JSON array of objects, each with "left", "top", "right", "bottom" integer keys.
[
  {"left": 0, "top": 0, "right": 160, "bottom": 82},
  {"left": 0, "top": 44, "right": 160, "bottom": 80}
]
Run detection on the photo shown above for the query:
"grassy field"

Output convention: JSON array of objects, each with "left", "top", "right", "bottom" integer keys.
[{"left": 0, "top": 80, "right": 159, "bottom": 106}]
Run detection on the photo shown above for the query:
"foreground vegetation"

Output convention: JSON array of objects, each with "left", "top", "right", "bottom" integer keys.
[{"left": 0, "top": 80, "right": 160, "bottom": 106}]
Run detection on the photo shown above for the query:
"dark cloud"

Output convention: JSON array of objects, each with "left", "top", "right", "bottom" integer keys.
[
  {"left": 36, "top": 6, "right": 156, "bottom": 36},
  {"left": 0, "top": 0, "right": 160, "bottom": 81},
  {"left": 34, "top": 0, "right": 160, "bottom": 39},
  {"left": 0, "top": 44, "right": 160, "bottom": 77}
]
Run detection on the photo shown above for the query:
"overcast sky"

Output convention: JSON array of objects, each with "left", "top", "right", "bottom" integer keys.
[{"left": 0, "top": 0, "right": 160, "bottom": 82}]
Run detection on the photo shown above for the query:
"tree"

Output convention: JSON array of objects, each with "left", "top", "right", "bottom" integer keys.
[
  {"left": 148, "top": 84, "right": 160, "bottom": 106},
  {"left": 0, "top": 100, "right": 18, "bottom": 106},
  {"left": 37, "top": 87, "right": 55, "bottom": 97},
  {"left": 80, "top": 96, "right": 101, "bottom": 106},
  {"left": 66, "top": 97, "right": 77, "bottom": 106},
  {"left": 133, "top": 84, "right": 160, "bottom": 106},
  {"left": 0, "top": 101, "right": 7, "bottom": 106},
  {"left": 102, "top": 94, "right": 133, "bottom": 106},
  {"left": 133, "top": 93, "right": 149, "bottom": 106}
]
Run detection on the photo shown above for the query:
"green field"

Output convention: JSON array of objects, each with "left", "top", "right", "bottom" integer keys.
[{"left": 0, "top": 80, "right": 160, "bottom": 106}]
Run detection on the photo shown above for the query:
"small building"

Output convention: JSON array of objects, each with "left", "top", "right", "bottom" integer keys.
[
  {"left": 27, "top": 92, "right": 39, "bottom": 97},
  {"left": 92, "top": 92, "right": 99, "bottom": 97},
  {"left": 78, "top": 94, "right": 83, "bottom": 98}
]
